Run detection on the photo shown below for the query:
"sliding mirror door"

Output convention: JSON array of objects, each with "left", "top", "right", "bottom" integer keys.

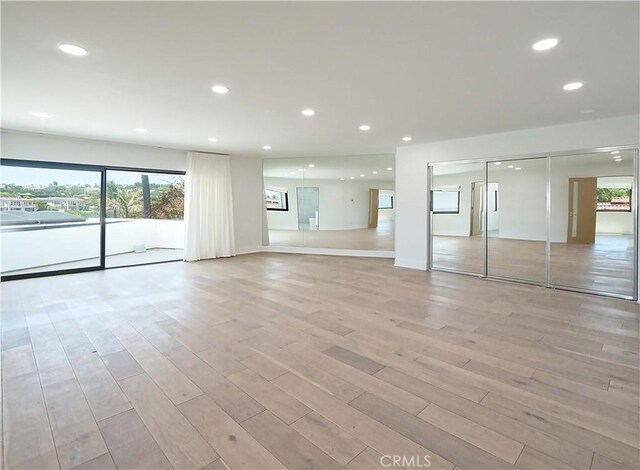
[
  {"left": 430, "top": 162, "right": 485, "bottom": 274},
  {"left": 1, "top": 162, "right": 103, "bottom": 277},
  {"left": 487, "top": 158, "right": 548, "bottom": 284},
  {"left": 550, "top": 150, "right": 637, "bottom": 298}
]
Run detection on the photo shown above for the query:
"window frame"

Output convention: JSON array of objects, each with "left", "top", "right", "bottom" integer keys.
[
  {"left": 1, "top": 158, "right": 185, "bottom": 281},
  {"left": 431, "top": 189, "right": 461, "bottom": 215},
  {"left": 265, "top": 188, "right": 290, "bottom": 212}
]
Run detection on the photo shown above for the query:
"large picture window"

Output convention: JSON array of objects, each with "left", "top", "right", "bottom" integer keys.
[
  {"left": 596, "top": 187, "right": 631, "bottom": 212},
  {"left": 1, "top": 159, "right": 185, "bottom": 280}
]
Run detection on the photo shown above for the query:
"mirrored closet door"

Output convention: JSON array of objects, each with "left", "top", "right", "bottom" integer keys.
[{"left": 429, "top": 147, "right": 638, "bottom": 300}]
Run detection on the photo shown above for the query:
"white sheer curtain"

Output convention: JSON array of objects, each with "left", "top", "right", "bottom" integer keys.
[{"left": 184, "top": 152, "right": 236, "bottom": 261}]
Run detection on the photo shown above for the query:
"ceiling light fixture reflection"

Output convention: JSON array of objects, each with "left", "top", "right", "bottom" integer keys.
[
  {"left": 263, "top": 145, "right": 271, "bottom": 150},
  {"left": 359, "top": 124, "right": 371, "bottom": 131},
  {"left": 532, "top": 38, "right": 559, "bottom": 51},
  {"left": 372, "top": 171, "right": 378, "bottom": 174},
  {"left": 402, "top": 136, "right": 412, "bottom": 142},
  {"left": 360, "top": 174, "right": 365, "bottom": 177},
  {"left": 386, "top": 167, "right": 393, "bottom": 171},
  {"left": 135, "top": 127, "right": 148, "bottom": 133},
  {"left": 515, "top": 167, "right": 522, "bottom": 170},
  {"left": 494, "top": 162, "right": 502, "bottom": 165},
  {"left": 31, "top": 111, "right": 52, "bottom": 118},
  {"left": 507, "top": 165, "right": 514, "bottom": 168},
  {"left": 308, "top": 164, "right": 315, "bottom": 168},
  {"left": 301, "top": 109, "right": 315, "bottom": 116},
  {"left": 350, "top": 176, "right": 355, "bottom": 179},
  {"left": 340, "top": 178, "right": 345, "bottom": 181},
  {"left": 58, "top": 43, "right": 88, "bottom": 56},
  {"left": 563, "top": 82, "right": 583, "bottom": 91},
  {"left": 611, "top": 151, "right": 620, "bottom": 155},
  {"left": 208, "top": 137, "right": 218, "bottom": 142},
  {"left": 211, "top": 85, "right": 230, "bottom": 94}
]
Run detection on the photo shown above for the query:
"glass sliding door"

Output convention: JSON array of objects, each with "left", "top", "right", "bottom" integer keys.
[
  {"left": 1, "top": 161, "right": 104, "bottom": 278},
  {"left": 105, "top": 170, "right": 185, "bottom": 268},
  {"left": 487, "top": 157, "right": 548, "bottom": 284},
  {"left": 549, "top": 150, "right": 637, "bottom": 298},
  {"left": 430, "top": 161, "right": 485, "bottom": 275}
]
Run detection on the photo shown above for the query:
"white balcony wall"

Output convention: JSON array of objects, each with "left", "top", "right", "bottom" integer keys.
[{"left": 1, "top": 219, "right": 184, "bottom": 273}]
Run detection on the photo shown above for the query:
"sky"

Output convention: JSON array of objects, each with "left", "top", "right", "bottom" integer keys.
[{"left": 1, "top": 166, "right": 183, "bottom": 187}]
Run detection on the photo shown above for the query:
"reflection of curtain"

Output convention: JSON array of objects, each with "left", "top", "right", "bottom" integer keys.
[{"left": 184, "top": 152, "right": 236, "bottom": 261}]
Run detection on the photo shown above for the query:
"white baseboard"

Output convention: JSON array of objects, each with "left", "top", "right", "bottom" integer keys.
[
  {"left": 262, "top": 245, "right": 395, "bottom": 258},
  {"left": 394, "top": 257, "right": 427, "bottom": 270},
  {"left": 235, "top": 246, "right": 265, "bottom": 255}
]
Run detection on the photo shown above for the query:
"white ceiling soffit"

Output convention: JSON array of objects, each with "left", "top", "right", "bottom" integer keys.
[{"left": 1, "top": 2, "right": 638, "bottom": 158}]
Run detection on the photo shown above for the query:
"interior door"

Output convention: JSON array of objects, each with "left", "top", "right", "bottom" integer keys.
[
  {"left": 470, "top": 181, "right": 484, "bottom": 236},
  {"left": 368, "top": 189, "right": 379, "bottom": 228},
  {"left": 297, "top": 187, "right": 319, "bottom": 230},
  {"left": 566, "top": 177, "right": 597, "bottom": 244}
]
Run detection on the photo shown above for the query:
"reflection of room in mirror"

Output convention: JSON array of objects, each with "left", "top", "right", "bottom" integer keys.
[
  {"left": 263, "top": 154, "right": 394, "bottom": 251},
  {"left": 430, "top": 149, "right": 637, "bottom": 298}
]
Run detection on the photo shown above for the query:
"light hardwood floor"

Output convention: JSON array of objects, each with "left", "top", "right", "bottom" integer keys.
[
  {"left": 2, "top": 253, "right": 639, "bottom": 469},
  {"left": 268, "top": 221, "right": 394, "bottom": 251},
  {"left": 433, "top": 234, "right": 635, "bottom": 297}
]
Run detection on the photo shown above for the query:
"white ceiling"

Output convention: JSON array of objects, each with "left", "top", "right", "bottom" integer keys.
[
  {"left": 1, "top": 2, "right": 638, "bottom": 158},
  {"left": 263, "top": 154, "right": 394, "bottom": 181}
]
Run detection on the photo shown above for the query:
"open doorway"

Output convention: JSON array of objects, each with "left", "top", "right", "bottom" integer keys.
[{"left": 296, "top": 187, "right": 319, "bottom": 230}]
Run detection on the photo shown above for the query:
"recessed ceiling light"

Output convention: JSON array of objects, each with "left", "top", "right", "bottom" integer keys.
[
  {"left": 290, "top": 171, "right": 295, "bottom": 175},
  {"left": 532, "top": 38, "right": 559, "bottom": 51},
  {"left": 615, "top": 159, "right": 623, "bottom": 163},
  {"left": 386, "top": 167, "right": 393, "bottom": 171},
  {"left": 340, "top": 178, "right": 345, "bottom": 181},
  {"left": 263, "top": 145, "right": 271, "bottom": 150},
  {"left": 297, "top": 168, "right": 303, "bottom": 171},
  {"left": 360, "top": 174, "right": 365, "bottom": 177},
  {"left": 211, "top": 85, "right": 230, "bottom": 94},
  {"left": 135, "top": 127, "right": 148, "bottom": 133},
  {"left": 31, "top": 111, "right": 52, "bottom": 118},
  {"left": 301, "top": 109, "right": 315, "bottom": 117},
  {"left": 507, "top": 165, "right": 514, "bottom": 168},
  {"left": 515, "top": 167, "right": 522, "bottom": 170},
  {"left": 208, "top": 137, "right": 218, "bottom": 142},
  {"left": 563, "top": 82, "right": 583, "bottom": 91},
  {"left": 611, "top": 151, "right": 620, "bottom": 155},
  {"left": 402, "top": 136, "right": 412, "bottom": 142},
  {"left": 359, "top": 124, "right": 371, "bottom": 131},
  {"left": 494, "top": 162, "right": 502, "bottom": 165},
  {"left": 350, "top": 176, "right": 355, "bottom": 179},
  {"left": 372, "top": 171, "right": 378, "bottom": 174},
  {"left": 58, "top": 43, "right": 88, "bottom": 56}
]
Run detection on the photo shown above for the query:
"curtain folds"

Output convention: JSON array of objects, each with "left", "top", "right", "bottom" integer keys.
[{"left": 184, "top": 152, "right": 236, "bottom": 261}]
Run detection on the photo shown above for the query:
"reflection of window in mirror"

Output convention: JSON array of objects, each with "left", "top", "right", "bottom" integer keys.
[
  {"left": 432, "top": 186, "right": 461, "bottom": 214},
  {"left": 596, "top": 177, "right": 632, "bottom": 212},
  {"left": 265, "top": 188, "right": 289, "bottom": 211},
  {"left": 379, "top": 194, "right": 393, "bottom": 209}
]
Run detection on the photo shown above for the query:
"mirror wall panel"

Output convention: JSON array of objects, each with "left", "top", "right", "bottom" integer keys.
[
  {"left": 431, "top": 161, "right": 485, "bottom": 275},
  {"left": 487, "top": 157, "right": 548, "bottom": 284},
  {"left": 263, "top": 154, "right": 395, "bottom": 251},
  {"left": 549, "top": 150, "right": 636, "bottom": 298}
]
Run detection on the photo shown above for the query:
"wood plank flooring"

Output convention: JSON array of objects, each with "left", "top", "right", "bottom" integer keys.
[{"left": 1, "top": 253, "right": 639, "bottom": 469}]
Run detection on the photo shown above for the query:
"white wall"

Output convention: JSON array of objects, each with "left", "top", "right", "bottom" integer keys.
[
  {"left": 395, "top": 114, "right": 640, "bottom": 270},
  {"left": 264, "top": 177, "right": 394, "bottom": 231},
  {"left": 1, "top": 130, "right": 265, "bottom": 254}
]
